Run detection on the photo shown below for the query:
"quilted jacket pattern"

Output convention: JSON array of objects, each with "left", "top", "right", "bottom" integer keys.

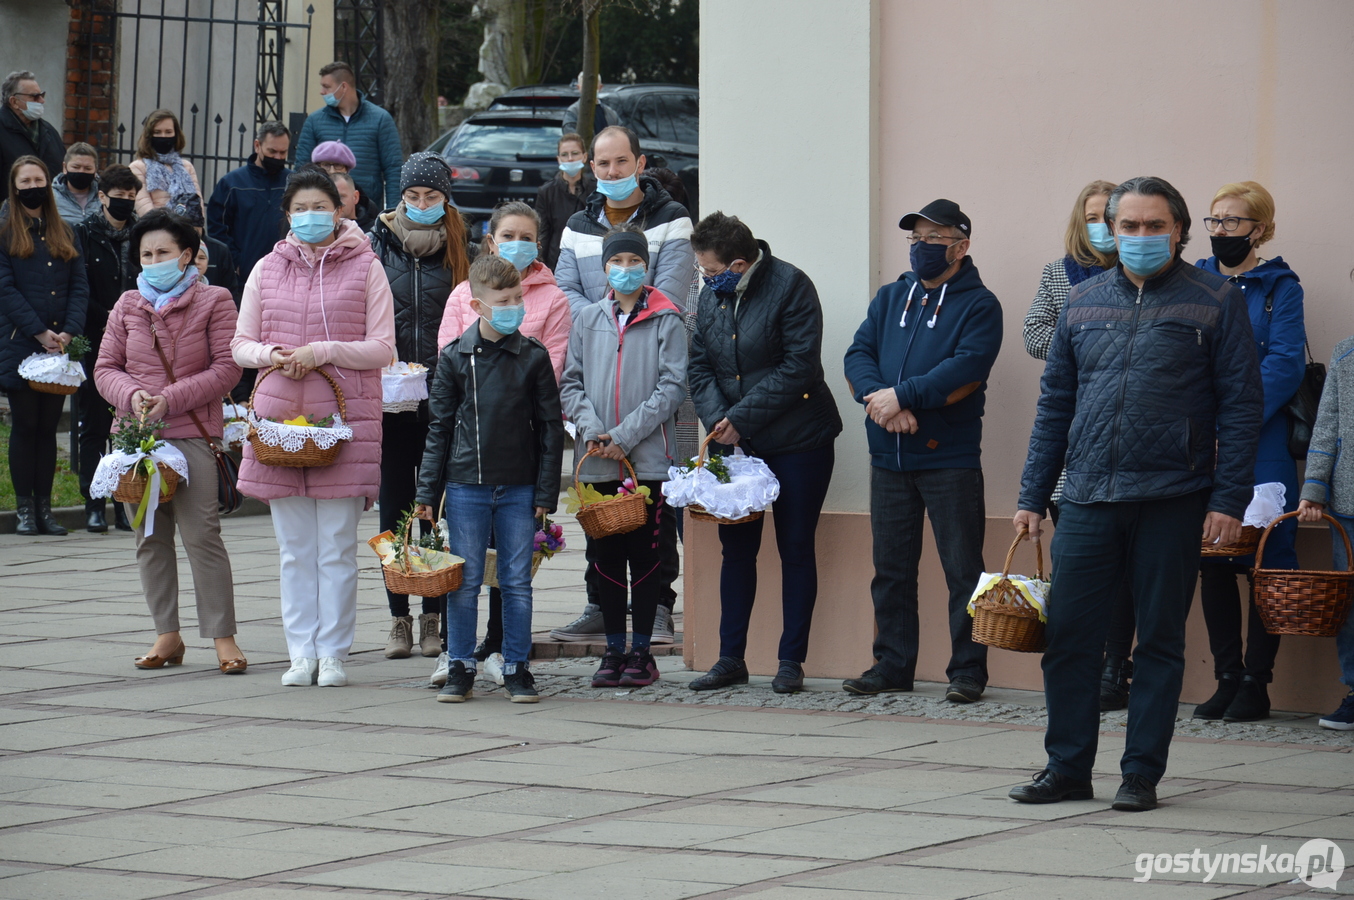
[
  {"left": 0, "top": 220, "right": 88, "bottom": 391},
  {"left": 369, "top": 215, "right": 459, "bottom": 373}
]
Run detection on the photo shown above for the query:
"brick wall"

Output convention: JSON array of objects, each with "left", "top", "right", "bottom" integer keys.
[{"left": 63, "top": 0, "right": 117, "bottom": 150}]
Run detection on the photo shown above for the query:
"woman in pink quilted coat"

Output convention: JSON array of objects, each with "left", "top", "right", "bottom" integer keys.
[
  {"left": 95, "top": 209, "right": 245, "bottom": 674},
  {"left": 231, "top": 168, "right": 395, "bottom": 689}
]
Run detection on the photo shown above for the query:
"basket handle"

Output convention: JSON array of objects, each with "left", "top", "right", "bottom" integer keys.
[
  {"left": 696, "top": 432, "right": 720, "bottom": 469},
  {"left": 400, "top": 494, "right": 447, "bottom": 574},
  {"left": 248, "top": 363, "right": 349, "bottom": 424},
  {"left": 1002, "top": 529, "right": 1045, "bottom": 580},
  {"left": 574, "top": 445, "right": 639, "bottom": 496},
  {"left": 1255, "top": 510, "right": 1354, "bottom": 572}
]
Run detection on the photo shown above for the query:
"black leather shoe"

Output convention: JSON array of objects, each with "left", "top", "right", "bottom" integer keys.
[
  {"left": 35, "top": 498, "right": 67, "bottom": 536},
  {"left": 1112, "top": 773, "right": 1157, "bottom": 811},
  {"left": 1223, "top": 675, "right": 1271, "bottom": 722},
  {"left": 772, "top": 660, "right": 804, "bottom": 694},
  {"left": 689, "top": 656, "right": 749, "bottom": 691},
  {"left": 1100, "top": 655, "right": 1132, "bottom": 711},
  {"left": 14, "top": 497, "right": 38, "bottom": 536},
  {"left": 842, "top": 666, "right": 912, "bottom": 695},
  {"left": 86, "top": 503, "right": 108, "bottom": 533},
  {"left": 1009, "top": 769, "right": 1094, "bottom": 804},
  {"left": 1193, "top": 673, "right": 1240, "bottom": 720},
  {"left": 946, "top": 676, "right": 984, "bottom": 703},
  {"left": 113, "top": 502, "right": 133, "bottom": 532}
]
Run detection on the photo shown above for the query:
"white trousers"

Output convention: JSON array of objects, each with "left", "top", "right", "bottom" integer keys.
[{"left": 270, "top": 496, "right": 365, "bottom": 661}]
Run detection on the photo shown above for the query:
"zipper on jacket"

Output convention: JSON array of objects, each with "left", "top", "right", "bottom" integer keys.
[
  {"left": 892, "top": 292, "right": 928, "bottom": 470},
  {"left": 1109, "top": 285, "right": 1144, "bottom": 497},
  {"left": 1196, "top": 327, "right": 1201, "bottom": 346},
  {"left": 412, "top": 258, "right": 422, "bottom": 365},
  {"left": 471, "top": 352, "right": 482, "bottom": 483},
  {"left": 613, "top": 306, "right": 627, "bottom": 482}
]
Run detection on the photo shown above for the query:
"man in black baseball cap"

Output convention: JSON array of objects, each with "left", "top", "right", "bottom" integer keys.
[{"left": 842, "top": 197, "right": 1003, "bottom": 705}]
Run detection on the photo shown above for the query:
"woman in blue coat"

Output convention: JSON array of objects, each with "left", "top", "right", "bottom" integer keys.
[
  {"left": 1193, "top": 181, "right": 1304, "bottom": 723},
  {"left": 0, "top": 156, "right": 88, "bottom": 535}
]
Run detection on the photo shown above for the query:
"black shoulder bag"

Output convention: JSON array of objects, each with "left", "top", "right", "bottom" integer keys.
[{"left": 1265, "top": 291, "right": 1326, "bottom": 460}]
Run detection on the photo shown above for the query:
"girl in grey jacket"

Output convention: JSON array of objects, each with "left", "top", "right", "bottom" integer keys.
[{"left": 559, "top": 225, "right": 687, "bottom": 688}]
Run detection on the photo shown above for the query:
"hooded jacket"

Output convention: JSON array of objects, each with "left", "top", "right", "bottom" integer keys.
[
  {"left": 368, "top": 212, "right": 461, "bottom": 378},
  {"left": 844, "top": 257, "right": 1002, "bottom": 472},
  {"left": 438, "top": 260, "right": 571, "bottom": 383},
  {"left": 1302, "top": 338, "right": 1354, "bottom": 516},
  {"left": 0, "top": 218, "right": 88, "bottom": 391},
  {"left": 73, "top": 206, "right": 136, "bottom": 343},
  {"left": 555, "top": 174, "right": 693, "bottom": 318},
  {"left": 52, "top": 173, "right": 101, "bottom": 226},
  {"left": 0, "top": 105, "right": 63, "bottom": 205},
  {"left": 206, "top": 156, "right": 290, "bottom": 284},
  {"left": 415, "top": 324, "right": 565, "bottom": 513},
  {"left": 1018, "top": 260, "right": 1263, "bottom": 520},
  {"left": 231, "top": 219, "right": 396, "bottom": 506},
  {"left": 561, "top": 286, "right": 687, "bottom": 483},
  {"left": 293, "top": 93, "right": 404, "bottom": 208},
  {"left": 94, "top": 281, "right": 242, "bottom": 439}
]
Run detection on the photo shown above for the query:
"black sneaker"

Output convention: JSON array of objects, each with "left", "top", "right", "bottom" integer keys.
[
  {"left": 772, "top": 660, "right": 804, "bottom": 694},
  {"left": 503, "top": 666, "right": 540, "bottom": 703},
  {"left": 436, "top": 661, "right": 475, "bottom": 703},
  {"left": 842, "top": 666, "right": 912, "bottom": 695},
  {"left": 472, "top": 639, "right": 501, "bottom": 662},
  {"left": 1008, "top": 768, "right": 1094, "bottom": 804},
  {"left": 592, "top": 650, "right": 627, "bottom": 687},
  {"left": 1112, "top": 773, "right": 1158, "bottom": 811},
  {"left": 688, "top": 656, "right": 749, "bottom": 691},
  {"left": 1320, "top": 691, "right": 1354, "bottom": 731},
  {"left": 946, "top": 676, "right": 984, "bottom": 704}
]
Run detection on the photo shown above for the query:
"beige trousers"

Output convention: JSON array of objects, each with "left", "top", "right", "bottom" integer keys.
[{"left": 128, "top": 437, "right": 237, "bottom": 638}]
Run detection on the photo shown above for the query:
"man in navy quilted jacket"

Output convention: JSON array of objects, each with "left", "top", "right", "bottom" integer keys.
[{"left": 1010, "top": 176, "right": 1262, "bottom": 812}]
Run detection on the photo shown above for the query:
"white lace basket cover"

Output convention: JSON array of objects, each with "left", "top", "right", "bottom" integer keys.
[
  {"left": 18, "top": 351, "right": 85, "bottom": 387},
  {"left": 221, "top": 400, "right": 249, "bottom": 448},
  {"left": 663, "top": 448, "right": 780, "bottom": 520},
  {"left": 246, "top": 411, "right": 354, "bottom": 452},
  {"left": 382, "top": 361, "right": 429, "bottom": 413},
  {"left": 90, "top": 442, "right": 190, "bottom": 536}
]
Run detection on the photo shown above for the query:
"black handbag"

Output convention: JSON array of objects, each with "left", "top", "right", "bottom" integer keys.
[{"left": 1286, "top": 341, "right": 1326, "bottom": 460}]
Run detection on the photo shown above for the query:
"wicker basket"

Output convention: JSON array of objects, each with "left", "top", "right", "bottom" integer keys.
[
  {"left": 1252, "top": 511, "right": 1354, "bottom": 636},
  {"left": 246, "top": 365, "right": 348, "bottom": 468},
  {"left": 574, "top": 449, "right": 649, "bottom": 539},
  {"left": 112, "top": 461, "right": 180, "bottom": 504},
  {"left": 484, "top": 549, "right": 546, "bottom": 587},
  {"left": 971, "top": 531, "right": 1047, "bottom": 653},
  {"left": 28, "top": 379, "right": 80, "bottom": 396},
  {"left": 1201, "top": 524, "right": 1263, "bottom": 558},
  {"left": 376, "top": 506, "right": 463, "bottom": 598},
  {"left": 684, "top": 433, "right": 766, "bottom": 525}
]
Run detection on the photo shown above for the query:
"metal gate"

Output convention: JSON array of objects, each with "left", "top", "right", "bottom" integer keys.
[
  {"left": 334, "top": 0, "right": 384, "bottom": 106},
  {"left": 67, "top": 0, "right": 314, "bottom": 197}
]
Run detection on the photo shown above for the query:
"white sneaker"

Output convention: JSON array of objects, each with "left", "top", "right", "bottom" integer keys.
[
  {"left": 317, "top": 657, "right": 347, "bottom": 687},
  {"left": 429, "top": 651, "right": 450, "bottom": 688},
  {"left": 482, "top": 652, "right": 506, "bottom": 686},
  {"left": 282, "top": 657, "right": 318, "bottom": 686}
]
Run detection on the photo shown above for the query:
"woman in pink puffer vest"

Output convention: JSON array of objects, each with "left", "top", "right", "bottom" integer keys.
[
  {"left": 231, "top": 169, "right": 395, "bottom": 689},
  {"left": 96, "top": 209, "right": 245, "bottom": 675}
]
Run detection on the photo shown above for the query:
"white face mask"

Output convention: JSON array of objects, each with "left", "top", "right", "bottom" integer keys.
[{"left": 23, "top": 101, "right": 44, "bottom": 121}]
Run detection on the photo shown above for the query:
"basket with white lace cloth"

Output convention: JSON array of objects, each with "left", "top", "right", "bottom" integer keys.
[
  {"left": 663, "top": 437, "right": 780, "bottom": 525},
  {"left": 1200, "top": 482, "right": 1287, "bottom": 557},
  {"left": 381, "top": 361, "right": 430, "bottom": 413},
  {"left": 18, "top": 351, "right": 85, "bottom": 395},
  {"left": 90, "top": 441, "right": 189, "bottom": 536},
  {"left": 221, "top": 398, "right": 249, "bottom": 450},
  {"left": 246, "top": 365, "right": 353, "bottom": 467}
]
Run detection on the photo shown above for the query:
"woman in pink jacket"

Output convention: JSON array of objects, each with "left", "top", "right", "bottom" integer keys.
[
  {"left": 431, "top": 200, "right": 570, "bottom": 684},
  {"left": 94, "top": 209, "right": 245, "bottom": 673},
  {"left": 232, "top": 168, "right": 396, "bottom": 689}
]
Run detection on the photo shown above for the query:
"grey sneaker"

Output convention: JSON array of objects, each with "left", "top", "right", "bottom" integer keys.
[
  {"left": 651, "top": 605, "right": 676, "bottom": 644},
  {"left": 503, "top": 666, "right": 540, "bottom": 703},
  {"left": 549, "top": 604, "right": 605, "bottom": 641}
]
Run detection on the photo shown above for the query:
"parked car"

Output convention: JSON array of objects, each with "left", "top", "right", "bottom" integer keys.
[
  {"left": 437, "top": 106, "right": 564, "bottom": 237},
  {"left": 596, "top": 84, "right": 698, "bottom": 216}
]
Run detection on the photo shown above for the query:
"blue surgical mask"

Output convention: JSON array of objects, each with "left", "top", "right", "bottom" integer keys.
[
  {"left": 1087, "top": 222, "right": 1117, "bottom": 253},
  {"left": 703, "top": 268, "right": 742, "bottom": 293},
  {"left": 290, "top": 210, "right": 337, "bottom": 244},
  {"left": 404, "top": 201, "right": 445, "bottom": 225},
  {"left": 141, "top": 257, "right": 187, "bottom": 292},
  {"left": 607, "top": 263, "right": 646, "bottom": 295},
  {"left": 497, "top": 240, "right": 538, "bottom": 271},
  {"left": 909, "top": 240, "right": 953, "bottom": 281},
  {"left": 1117, "top": 233, "right": 1174, "bottom": 277},
  {"left": 322, "top": 90, "right": 340, "bottom": 108},
  {"left": 559, "top": 160, "right": 585, "bottom": 176},
  {"left": 596, "top": 173, "right": 639, "bottom": 202},
  {"left": 483, "top": 303, "right": 525, "bottom": 335}
]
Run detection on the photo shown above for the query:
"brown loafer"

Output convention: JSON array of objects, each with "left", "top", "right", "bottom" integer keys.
[
  {"left": 218, "top": 657, "right": 248, "bottom": 675},
  {"left": 134, "top": 640, "right": 186, "bottom": 669}
]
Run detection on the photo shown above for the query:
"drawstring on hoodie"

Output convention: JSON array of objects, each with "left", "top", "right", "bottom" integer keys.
[
  {"left": 899, "top": 282, "right": 917, "bottom": 328},
  {"left": 308, "top": 242, "right": 345, "bottom": 380},
  {"left": 927, "top": 282, "right": 949, "bottom": 328}
]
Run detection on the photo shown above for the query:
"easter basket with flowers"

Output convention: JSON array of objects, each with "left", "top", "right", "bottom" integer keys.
[
  {"left": 19, "top": 334, "right": 90, "bottom": 396},
  {"left": 566, "top": 449, "right": 652, "bottom": 539},
  {"left": 90, "top": 413, "right": 190, "bottom": 534},
  {"left": 246, "top": 365, "right": 353, "bottom": 468},
  {"left": 484, "top": 515, "right": 567, "bottom": 587},
  {"left": 367, "top": 504, "right": 465, "bottom": 598}
]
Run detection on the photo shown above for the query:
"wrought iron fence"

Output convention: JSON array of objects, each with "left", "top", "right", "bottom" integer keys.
[{"left": 334, "top": 0, "right": 384, "bottom": 106}]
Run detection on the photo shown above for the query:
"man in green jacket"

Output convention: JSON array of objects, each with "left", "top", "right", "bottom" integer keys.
[{"left": 293, "top": 62, "right": 404, "bottom": 208}]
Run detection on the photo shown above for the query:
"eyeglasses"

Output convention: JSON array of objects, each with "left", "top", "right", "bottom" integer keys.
[
  {"left": 1202, "top": 216, "right": 1259, "bottom": 234},
  {"left": 697, "top": 260, "right": 743, "bottom": 277},
  {"left": 906, "top": 233, "right": 964, "bottom": 245},
  {"left": 15, "top": 91, "right": 46, "bottom": 101}
]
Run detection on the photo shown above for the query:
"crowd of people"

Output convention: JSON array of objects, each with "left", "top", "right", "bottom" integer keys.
[{"left": 4, "top": 63, "right": 1354, "bottom": 810}]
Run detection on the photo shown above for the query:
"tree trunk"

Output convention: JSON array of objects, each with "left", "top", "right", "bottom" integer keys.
[
  {"left": 382, "top": 0, "right": 440, "bottom": 154},
  {"left": 577, "top": 0, "right": 601, "bottom": 146}
]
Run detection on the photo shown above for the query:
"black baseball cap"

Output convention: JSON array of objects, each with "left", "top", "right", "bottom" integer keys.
[{"left": 899, "top": 199, "right": 971, "bottom": 237}]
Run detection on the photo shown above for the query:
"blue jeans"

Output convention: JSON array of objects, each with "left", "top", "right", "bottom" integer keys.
[
  {"left": 1327, "top": 512, "right": 1354, "bottom": 689},
  {"left": 443, "top": 483, "right": 537, "bottom": 672}
]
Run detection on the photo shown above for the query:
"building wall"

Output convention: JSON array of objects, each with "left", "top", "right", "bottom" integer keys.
[
  {"left": 0, "top": 0, "right": 71, "bottom": 128},
  {"left": 692, "top": 0, "right": 1354, "bottom": 714}
]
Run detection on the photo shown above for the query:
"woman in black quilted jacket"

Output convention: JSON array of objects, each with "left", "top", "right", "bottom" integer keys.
[{"left": 686, "top": 211, "right": 842, "bottom": 694}]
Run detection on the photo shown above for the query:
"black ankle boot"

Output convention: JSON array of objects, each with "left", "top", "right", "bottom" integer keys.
[
  {"left": 1193, "top": 673, "right": 1240, "bottom": 720},
  {"left": 113, "top": 501, "right": 132, "bottom": 532},
  {"left": 35, "top": 498, "right": 67, "bottom": 536},
  {"left": 1223, "top": 675, "right": 1271, "bottom": 722},
  {"left": 14, "top": 497, "right": 38, "bottom": 536},
  {"left": 1099, "top": 655, "right": 1132, "bottom": 711},
  {"left": 86, "top": 499, "right": 108, "bottom": 533}
]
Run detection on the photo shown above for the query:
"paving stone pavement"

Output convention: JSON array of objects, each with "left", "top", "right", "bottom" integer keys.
[{"left": 1, "top": 510, "right": 1353, "bottom": 899}]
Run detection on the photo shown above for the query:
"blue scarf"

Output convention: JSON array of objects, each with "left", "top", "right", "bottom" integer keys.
[
  {"left": 1063, "top": 256, "right": 1105, "bottom": 287},
  {"left": 137, "top": 267, "right": 198, "bottom": 310},
  {"left": 144, "top": 151, "right": 196, "bottom": 203}
]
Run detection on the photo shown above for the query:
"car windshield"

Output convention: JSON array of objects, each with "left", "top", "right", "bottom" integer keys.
[{"left": 447, "top": 122, "right": 562, "bottom": 161}]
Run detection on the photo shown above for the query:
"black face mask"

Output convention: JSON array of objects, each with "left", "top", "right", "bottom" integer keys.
[
  {"left": 260, "top": 155, "right": 285, "bottom": 176},
  {"left": 106, "top": 196, "right": 135, "bottom": 222},
  {"left": 65, "top": 171, "right": 95, "bottom": 191},
  {"left": 15, "top": 186, "right": 46, "bottom": 211},
  {"left": 150, "top": 135, "right": 177, "bottom": 155},
  {"left": 1211, "top": 231, "right": 1256, "bottom": 269}
]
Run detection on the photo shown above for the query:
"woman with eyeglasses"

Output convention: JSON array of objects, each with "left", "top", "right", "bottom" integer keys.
[
  {"left": 128, "top": 109, "right": 203, "bottom": 217},
  {"left": 1191, "top": 181, "right": 1305, "bottom": 723}
]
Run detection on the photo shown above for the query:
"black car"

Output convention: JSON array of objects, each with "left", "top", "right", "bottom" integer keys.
[
  {"left": 438, "top": 107, "right": 564, "bottom": 237},
  {"left": 598, "top": 84, "right": 698, "bottom": 216}
]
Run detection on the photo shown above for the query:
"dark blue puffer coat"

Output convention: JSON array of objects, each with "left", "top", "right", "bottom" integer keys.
[
  {"left": 0, "top": 220, "right": 88, "bottom": 391},
  {"left": 1018, "top": 260, "right": 1263, "bottom": 520}
]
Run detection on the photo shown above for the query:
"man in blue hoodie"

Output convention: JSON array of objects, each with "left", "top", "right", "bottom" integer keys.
[
  {"left": 206, "top": 121, "right": 291, "bottom": 285},
  {"left": 843, "top": 199, "right": 1003, "bottom": 705}
]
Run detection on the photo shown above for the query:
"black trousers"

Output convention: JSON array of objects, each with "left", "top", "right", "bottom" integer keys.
[
  {"left": 1051, "top": 502, "right": 1136, "bottom": 660},
  {"left": 1198, "top": 561, "right": 1281, "bottom": 681},
  {"left": 75, "top": 352, "right": 114, "bottom": 502},
  {"left": 378, "top": 411, "right": 441, "bottom": 617},
  {"left": 585, "top": 480, "right": 670, "bottom": 641},
  {"left": 5, "top": 386, "right": 65, "bottom": 498}
]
